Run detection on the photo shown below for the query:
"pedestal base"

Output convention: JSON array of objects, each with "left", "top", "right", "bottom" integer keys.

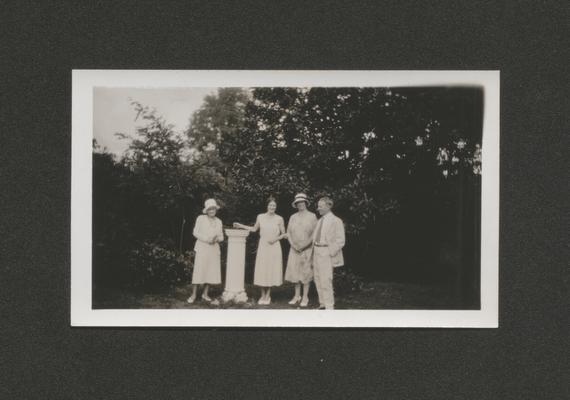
[{"left": 221, "top": 290, "right": 248, "bottom": 304}]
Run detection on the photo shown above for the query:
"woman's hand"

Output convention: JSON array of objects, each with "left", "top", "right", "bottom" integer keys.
[
  {"left": 290, "top": 241, "right": 301, "bottom": 253},
  {"left": 299, "top": 243, "right": 311, "bottom": 252},
  {"left": 233, "top": 222, "right": 247, "bottom": 230}
]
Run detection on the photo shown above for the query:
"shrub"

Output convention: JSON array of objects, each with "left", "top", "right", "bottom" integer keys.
[
  {"left": 333, "top": 268, "right": 365, "bottom": 295},
  {"left": 127, "top": 241, "right": 194, "bottom": 289}
]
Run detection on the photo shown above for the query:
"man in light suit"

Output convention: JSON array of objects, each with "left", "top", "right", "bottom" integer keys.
[{"left": 312, "top": 196, "right": 345, "bottom": 310}]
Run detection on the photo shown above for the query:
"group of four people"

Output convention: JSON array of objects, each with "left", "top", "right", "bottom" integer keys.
[{"left": 187, "top": 193, "right": 345, "bottom": 310}]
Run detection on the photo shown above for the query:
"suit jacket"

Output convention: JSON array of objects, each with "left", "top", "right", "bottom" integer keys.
[{"left": 312, "top": 212, "right": 345, "bottom": 267}]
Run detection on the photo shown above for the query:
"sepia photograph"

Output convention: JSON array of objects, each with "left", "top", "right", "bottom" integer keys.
[{"left": 72, "top": 70, "right": 499, "bottom": 327}]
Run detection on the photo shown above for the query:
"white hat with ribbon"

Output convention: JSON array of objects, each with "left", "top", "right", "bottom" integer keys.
[
  {"left": 291, "top": 193, "right": 310, "bottom": 208},
  {"left": 202, "top": 198, "right": 220, "bottom": 214}
]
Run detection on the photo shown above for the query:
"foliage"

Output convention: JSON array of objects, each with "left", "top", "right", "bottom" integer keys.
[
  {"left": 93, "top": 101, "right": 228, "bottom": 289},
  {"left": 184, "top": 88, "right": 254, "bottom": 223},
  {"left": 127, "top": 241, "right": 194, "bottom": 289},
  {"left": 116, "top": 100, "right": 227, "bottom": 252},
  {"left": 222, "top": 87, "right": 481, "bottom": 229},
  {"left": 187, "top": 88, "right": 249, "bottom": 154},
  {"left": 333, "top": 268, "right": 365, "bottom": 295},
  {"left": 93, "top": 86, "right": 483, "bottom": 296},
  {"left": 218, "top": 87, "right": 482, "bottom": 281}
]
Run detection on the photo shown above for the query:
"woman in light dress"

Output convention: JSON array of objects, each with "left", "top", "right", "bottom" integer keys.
[
  {"left": 234, "top": 197, "right": 287, "bottom": 305},
  {"left": 285, "top": 193, "right": 318, "bottom": 307},
  {"left": 187, "top": 199, "right": 224, "bottom": 304}
]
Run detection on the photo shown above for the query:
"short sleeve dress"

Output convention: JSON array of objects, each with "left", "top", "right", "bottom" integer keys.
[
  {"left": 191, "top": 214, "right": 223, "bottom": 284},
  {"left": 284, "top": 210, "right": 318, "bottom": 284},
  {"left": 253, "top": 213, "right": 284, "bottom": 287}
]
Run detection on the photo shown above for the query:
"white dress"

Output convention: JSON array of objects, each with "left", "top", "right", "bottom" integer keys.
[
  {"left": 285, "top": 211, "right": 317, "bottom": 284},
  {"left": 253, "top": 213, "right": 284, "bottom": 287},
  {"left": 192, "top": 215, "right": 223, "bottom": 284}
]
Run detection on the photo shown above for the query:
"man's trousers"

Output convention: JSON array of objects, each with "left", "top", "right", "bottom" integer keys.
[{"left": 312, "top": 246, "right": 334, "bottom": 309}]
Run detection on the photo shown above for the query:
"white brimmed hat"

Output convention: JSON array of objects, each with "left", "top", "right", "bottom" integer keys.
[
  {"left": 291, "top": 193, "right": 310, "bottom": 208},
  {"left": 202, "top": 198, "right": 220, "bottom": 214}
]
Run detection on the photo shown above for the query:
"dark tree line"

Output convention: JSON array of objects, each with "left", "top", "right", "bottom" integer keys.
[{"left": 93, "top": 86, "right": 482, "bottom": 307}]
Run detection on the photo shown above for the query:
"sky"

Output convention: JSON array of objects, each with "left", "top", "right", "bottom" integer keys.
[{"left": 93, "top": 87, "right": 216, "bottom": 156}]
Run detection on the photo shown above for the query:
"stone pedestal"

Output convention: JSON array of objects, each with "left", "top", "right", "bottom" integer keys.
[{"left": 221, "top": 228, "right": 250, "bottom": 303}]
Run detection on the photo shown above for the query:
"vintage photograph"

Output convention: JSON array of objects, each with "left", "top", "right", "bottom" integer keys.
[{"left": 72, "top": 70, "right": 499, "bottom": 327}]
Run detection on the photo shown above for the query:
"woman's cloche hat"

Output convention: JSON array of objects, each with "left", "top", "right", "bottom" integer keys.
[
  {"left": 292, "top": 193, "right": 310, "bottom": 208},
  {"left": 202, "top": 198, "right": 221, "bottom": 214}
]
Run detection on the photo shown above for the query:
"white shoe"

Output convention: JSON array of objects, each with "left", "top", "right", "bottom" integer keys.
[
  {"left": 288, "top": 296, "right": 301, "bottom": 305},
  {"left": 300, "top": 298, "right": 309, "bottom": 307},
  {"left": 258, "top": 298, "right": 267, "bottom": 305},
  {"left": 187, "top": 296, "right": 196, "bottom": 304}
]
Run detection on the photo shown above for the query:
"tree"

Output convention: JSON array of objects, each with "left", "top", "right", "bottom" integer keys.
[
  {"left": 117, "top": 100, "right": 226, "bottom": 252},
  {"left": 187, "top": 88, "right": 249, "bottom": 153},
  {"left": 185, "top": 88, "right": 252, "bottom": 221},
  {"left": 219, "top": 86, "right": 483, "bottom": 280}
]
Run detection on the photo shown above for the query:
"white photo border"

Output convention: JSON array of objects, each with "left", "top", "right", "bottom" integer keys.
[{"left": 72, "top": 70, "right": 499, "bottom": 327}]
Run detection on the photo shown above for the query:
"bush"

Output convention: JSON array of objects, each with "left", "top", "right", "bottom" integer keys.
[
  {"left": 127, "top": 241, "right": 194, "bottom": 289},
  {"left": 93, "top": 243, "right": 131, "bottom": 289},
  {"left": 334, "top": 268, "right": 365, "bottom": 295}
]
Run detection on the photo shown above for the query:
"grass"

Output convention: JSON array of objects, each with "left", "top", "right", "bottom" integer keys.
[{"left": 93, "top": 280, "right": 463, "bottom": 310}]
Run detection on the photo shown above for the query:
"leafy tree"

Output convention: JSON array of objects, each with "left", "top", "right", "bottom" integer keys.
[
  {"left": 217, "top": 86, "right": 482, "bottom": 285},
  {"left": 187, "top": 88, "right": 249, "bottom": 154},
  {"left": 185, "top": 88, "right": 251, "bottom": 221},
  {"left": 117, "top": 101, "right": 226, "bottom": 252}
]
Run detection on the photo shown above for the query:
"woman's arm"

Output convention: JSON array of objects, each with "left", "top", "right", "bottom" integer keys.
[
  {"left": 233, "top": 216, "right": 260, "bottom": 232},
  {"left": 298, "top": 240, "right": 313, "bottom": 252},
  {"left": 287, "top": 216, "right": 300, "bottom": 251},
  {"left": 193, "top": 216, "right": 213, "bottom": 243},
  {"left": 268, "top": 217, "right": 287, "bottom": 244},
  {"left": 277, "top": 217, "right": 287, "bottom": 239},
  {"left": 298, "top": 215, "right": 317, "bottom": 250}
]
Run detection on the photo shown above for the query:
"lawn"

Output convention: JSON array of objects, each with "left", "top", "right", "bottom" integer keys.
[{"left": 93, "top": 280, "right": 463, "bottom": 310}]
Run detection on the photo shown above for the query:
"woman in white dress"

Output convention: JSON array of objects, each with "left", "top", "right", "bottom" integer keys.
[
  {"left": 234, "top": 197, "right": 287, "bottom": 305},
  {"left": 285, "top": 193, "right": 317, "bottom": 307},
  {"left": 187, "top": 199, "right": 224, "bottom": 304}
]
